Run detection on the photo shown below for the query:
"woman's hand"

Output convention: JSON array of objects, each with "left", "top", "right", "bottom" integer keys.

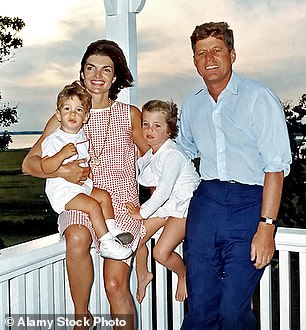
[
  {"left": 126, "top": 202, "right": 143, "bottom": 220},
  {"left": 59, "top": 159, "right": 90, "bottom": 185}
]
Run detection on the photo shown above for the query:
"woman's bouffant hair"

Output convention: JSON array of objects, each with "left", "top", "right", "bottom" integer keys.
[
  {"left": 142, "top": 100, "right": 179, "bottom": 139},
  {"left": 80, "top": 39, "right": 133, "bottom": 100},
  {"left": 190, "top": 21, "right": 234, "bottom": 52},
  {"left": 57, "top": 80, "right": 92, "bottom": 112}
]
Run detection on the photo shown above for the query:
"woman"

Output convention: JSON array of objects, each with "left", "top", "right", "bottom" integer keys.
[{"left": 22, "top": 40, "right": 149, "bottom": 330}]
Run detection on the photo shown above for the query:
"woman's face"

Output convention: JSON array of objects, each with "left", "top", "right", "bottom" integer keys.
[
  {"left": 82, "top": 55, "right": 116, "bottom": 96},
  {"left": 142, "top": 110, "right": 170, "bottom": 153}
]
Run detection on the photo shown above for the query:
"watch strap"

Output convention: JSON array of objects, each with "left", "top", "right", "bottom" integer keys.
[{"left": 260, "top": 216, "right": 277, "bottom": 225}]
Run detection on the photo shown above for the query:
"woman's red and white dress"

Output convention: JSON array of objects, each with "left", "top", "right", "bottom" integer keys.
[{"left": 58, "top": 101, "right": 144, "bottom": 252}]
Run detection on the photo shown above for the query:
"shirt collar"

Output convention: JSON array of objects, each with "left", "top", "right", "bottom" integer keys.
[{"left": 194, "top": 70, "right": 239, "bottom": 96}]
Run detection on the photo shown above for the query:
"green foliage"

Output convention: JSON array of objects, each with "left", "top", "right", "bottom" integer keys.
[
  {"left": 0, "top": 130, "right": 13, "bottom": 151},
  {"left": 279, "top": 94, "right": 306, "bottom": 228},
  {"left": 0, "top": 16, "right": 25, "bottom": 64},
  {"left": 0, "top": 99, "right": 19, "bottom": 151},
  {"left": 0, "top": 15, "right": 24, "bottom": 150}
]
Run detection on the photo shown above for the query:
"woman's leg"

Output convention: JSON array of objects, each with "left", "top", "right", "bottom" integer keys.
[
  {"left": 153, "top": 217, "right": 187, "bottom": 301},
  {"left": 136, "top": 217, "right": 166, "bottom": 303},
  {"left": 103, "top": 259, "right": 136, "bottom": 330},
  {"left": 64, "top": 224, "right": 94, "bottom": 329}
]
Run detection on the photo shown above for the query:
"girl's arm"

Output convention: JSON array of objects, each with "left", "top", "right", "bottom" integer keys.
[
  {"left": 130, "top": 105, "right": 150, "bottom": 156},
  {"left": 22, "top": 115, "right": 89, "bottom": 183},
  {"left": 140, "top": 151, "right": 185, "bottom": 219}
]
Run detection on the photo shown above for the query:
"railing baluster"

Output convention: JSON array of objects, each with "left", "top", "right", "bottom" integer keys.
[
  {"left": 89, "top": 250, "right": 103, "bottom": 317},
  {"left": 40, "top": 263, "right": 55, "bottom": 326},
  {"left": 172, "top": 244, "right": 185, "bottom": 329},
  {"left": 25, "top": 269, "right": 40, "bottom": 314},
  {"left": 260, "top": 265, "right": 272, "bottom": 330},
  {"left": 300, "top": 252, "right": 306, "bottom": 330},
  {"left": 10, "top": 275, "right": 26, "bottom": 314},
  {"left": 279, "top": 250, "right": 291, "bottom": 330},
  {"left": 0, "top": 281, "right": 9, "bottom": 326},
  {"left": 155, "top": 257, "right": 168, "bottom": 329},
  {"left": 1, "top": 228, "right": 306, "bottom": 329},
  {"left": 53, "top": 260, "right": 66, "bottom": 315},
  {"left": 136, "top": 237, "right": 153, "bottom": 330}
]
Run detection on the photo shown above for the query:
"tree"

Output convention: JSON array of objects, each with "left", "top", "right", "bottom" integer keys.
[
  {"left": 279, "top": 94, "right": 306, "bottom": 228},
  {"left": 0, "top": 16, "right": 25, "bottom": 64},
  {"left": 0, "top": 16, "right": 25, "bottom": 150}
]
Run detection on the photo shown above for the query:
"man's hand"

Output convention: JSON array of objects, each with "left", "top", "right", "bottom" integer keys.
[
  {"left": 250, "top": 222, "right": 275, "bottom": 269},
  {"left": 126, "top": 202, "right": 143, "bottom": 220},
  {"left": 59, "top": 159, "right": 90, "bottom": 185}
]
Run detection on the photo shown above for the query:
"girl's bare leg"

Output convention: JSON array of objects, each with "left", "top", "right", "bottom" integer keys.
[
  {"left": 64, "top": 225, "right": 94, "bottom": 329},
  {"left": 153, "top": 217, "right": 187, "bottom": 301},
  {"left": 103, "top": 259, "right": 136, "bottom": 330},
  {"left": 136, "top": 217, "right": 166, "bottom": 303}
]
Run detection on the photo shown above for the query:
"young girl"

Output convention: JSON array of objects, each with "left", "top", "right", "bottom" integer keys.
[
  {"left": 41, "top": 81, "right": 133, "bottom": 260},
  {"left": 126, "top": 100, "right": 200, "bottom": 303}
]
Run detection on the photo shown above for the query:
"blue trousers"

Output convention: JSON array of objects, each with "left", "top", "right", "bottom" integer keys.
[{"left": 182, "top": 180, "right": 264, "bottom": 330}]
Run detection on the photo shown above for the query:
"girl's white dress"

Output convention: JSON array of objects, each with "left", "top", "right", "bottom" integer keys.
[{"left": 137, "top": 138, "right": 200, "bottom": 219}]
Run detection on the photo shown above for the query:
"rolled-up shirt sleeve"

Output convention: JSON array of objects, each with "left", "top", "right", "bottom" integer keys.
[{"left": 252, "top": 88, "right": 292, "bottom": 176}]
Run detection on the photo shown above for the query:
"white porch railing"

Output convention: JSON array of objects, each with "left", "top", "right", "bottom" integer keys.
[{"left": 0, "top": 227, "right": 305, "bottom": 329}]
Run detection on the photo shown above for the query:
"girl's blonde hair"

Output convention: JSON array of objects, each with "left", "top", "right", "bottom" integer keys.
[{"left": 142, "top": 100, "right": 178, "bottom": 139}]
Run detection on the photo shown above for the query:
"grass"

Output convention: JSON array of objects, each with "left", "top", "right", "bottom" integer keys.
[{"left": 0, "top": 149, "right": 57, "bottom": 248}]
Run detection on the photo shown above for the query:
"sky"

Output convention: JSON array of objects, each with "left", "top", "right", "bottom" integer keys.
[{"left": 1, "top": 0, "right": 306, "bottom": 131}]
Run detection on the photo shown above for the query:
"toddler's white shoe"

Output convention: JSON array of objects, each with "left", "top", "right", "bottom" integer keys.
[
  {"left": 105, "top": 219, "right": 134, "bottom": 245},
  {"left": 99, "top": 233, "right": 133, "bottom": 260}
]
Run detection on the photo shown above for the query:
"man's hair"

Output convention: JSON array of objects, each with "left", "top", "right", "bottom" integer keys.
[
  {"left": 142, "top": 100, "right": 179, "bottom": 139},
  {"left": 190, "top": 22, "right": 234, "bottom": 52},
  {"left": 57, "top": 80, "right": 92, "bottom": 112}
]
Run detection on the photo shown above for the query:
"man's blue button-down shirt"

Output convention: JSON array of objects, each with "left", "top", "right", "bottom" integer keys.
[{"left": 176, "top": 71, "right": 292, "bottom": 186}]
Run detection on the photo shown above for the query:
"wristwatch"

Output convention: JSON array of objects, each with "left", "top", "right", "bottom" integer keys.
[{"left": 260, "top": 216, "right": 277, "bottom": 225}]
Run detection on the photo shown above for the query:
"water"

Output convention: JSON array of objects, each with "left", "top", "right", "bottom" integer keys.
[{"left": 9, "top": 134, "right": 41, "bottom": 149}]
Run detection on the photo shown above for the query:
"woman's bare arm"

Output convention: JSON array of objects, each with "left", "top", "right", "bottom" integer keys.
[
  {"left": 130, "top": 105, "right": 149, "bottom": 156},
  {"left": 22, "top": 115, "right": 60, "bottom": 178}
]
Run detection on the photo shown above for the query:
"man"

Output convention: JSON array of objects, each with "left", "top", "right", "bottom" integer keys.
[{"left": 177, "top": 22, "right": 291, "bottom": 329}]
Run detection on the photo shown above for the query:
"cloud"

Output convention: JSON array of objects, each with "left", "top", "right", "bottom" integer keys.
[
  {"left": 137, "top": 0, "right": 306, "bottom": 106},
  {"left": 1, "top": 0, "right": 306, "bottom": 131}
]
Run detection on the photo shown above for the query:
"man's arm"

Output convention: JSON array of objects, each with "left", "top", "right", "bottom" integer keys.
[{"left": 250, "top": 171, "right": 284, "bottom": 269}]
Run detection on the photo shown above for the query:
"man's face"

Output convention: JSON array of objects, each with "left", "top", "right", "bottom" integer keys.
[{"left": 193, "top": 36, "right": 236, "bottom": 88}]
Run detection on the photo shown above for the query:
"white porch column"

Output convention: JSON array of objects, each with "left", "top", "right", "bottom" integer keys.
[{"left": 103, "top": 0, "right": 146, "bottom": 105}]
